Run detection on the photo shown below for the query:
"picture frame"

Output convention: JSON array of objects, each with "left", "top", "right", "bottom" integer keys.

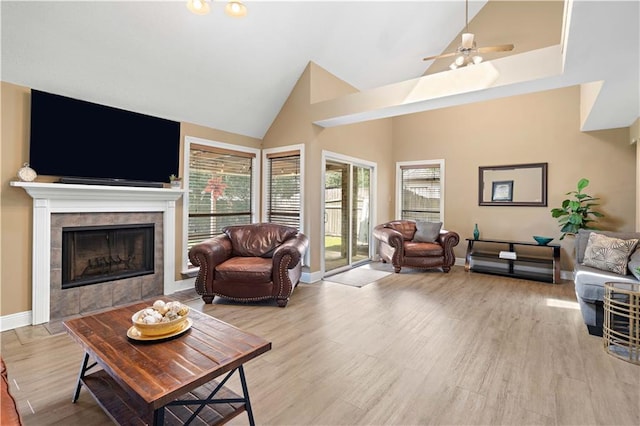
[
  {"left": 478, "top": 163, "right": 547, "bottom": 207},
  {"left": 491, "top": 180, "right": 513, "bottom": 202}
]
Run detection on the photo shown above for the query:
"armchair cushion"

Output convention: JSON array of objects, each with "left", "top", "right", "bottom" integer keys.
[
  {"left": 413, "top": 221, "right": 442, "bottom": 243},
  {"left": 384, "top": 220, "right": 416, "bottom": 240},
  {"left": 224, "top": 223, "right": 298, "bottom": 258},
  {"left": 215, "top": 257, "right": 272, "bottom": 283},
  {"left": 404, "top": 241, "right": 444, "bottom": 257}
]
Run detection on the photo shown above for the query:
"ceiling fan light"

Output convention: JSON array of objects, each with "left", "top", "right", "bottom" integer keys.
[
  {"left": 449, "top": 63, "right": 458, "bottom": 70},
  {"left": 225, "top": 0, "right": 247, "bottom": 18},
  {"left": 472, "top": 55, "right": 483, "bottom": 64},
  {"left": 454, "top": 56, "right": 465, "bottom": 66},
  {"left": 187, "top": 0, "right": 211, "bottom": 15},
  {"left": 461, "top": 33, "right": 474, "bottom": 49}
]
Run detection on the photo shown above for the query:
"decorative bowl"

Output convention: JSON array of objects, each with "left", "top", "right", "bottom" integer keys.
[
  {"left": 533, "top": 236, "right": 553, "bottom": 245},
  {"left": 131, "top": 302, "right": 190, "bottom": 337}
]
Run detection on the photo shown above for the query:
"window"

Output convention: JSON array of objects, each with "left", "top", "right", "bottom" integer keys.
[
  {"left": 262, "top": 145, "right": 304, "bottom": 231},
  {"left": 186, "top": 139, "right": 259, "bottom": 255},
  {"left": 397, "top": 160, "right": 444, "bottom": 222},
  {"left": 264, "top": 150, "right": 301, "bottom": 229}
]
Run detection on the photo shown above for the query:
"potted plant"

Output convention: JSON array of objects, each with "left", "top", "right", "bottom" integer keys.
[
  {"left": 551, "top": 178, "right": 604, "bottom": 240},
  {"left": 169, "top": 174, "right": 182, "bottom": 188}
]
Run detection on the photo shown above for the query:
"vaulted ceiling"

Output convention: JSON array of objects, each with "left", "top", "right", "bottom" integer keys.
[{"left": 2, "top": 1, "right": 638, "bottom": 139}]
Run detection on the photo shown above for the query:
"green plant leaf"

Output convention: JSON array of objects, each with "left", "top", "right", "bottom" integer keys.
[
  {"left": 577, "top": 178, "right": 589, "bottom": 192},
  {"left": 551, "top": 178, "right": 603, "bottom": 238}
]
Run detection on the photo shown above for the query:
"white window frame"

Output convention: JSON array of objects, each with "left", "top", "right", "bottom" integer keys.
[
  {"left": 395, "top": 159, "right": 445, "bottom": 224},
  {"left": 181, "top": 136, "right": 260, "bottom": 275}
]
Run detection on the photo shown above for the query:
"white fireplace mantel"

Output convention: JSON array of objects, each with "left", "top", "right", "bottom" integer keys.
[{"left": 11, "top": 181, "right": 184, "bottom": 324}]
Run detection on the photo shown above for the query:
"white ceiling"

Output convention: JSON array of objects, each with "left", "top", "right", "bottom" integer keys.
[{"left": 1, "top": 1, "right": 638, "bottom": 139}]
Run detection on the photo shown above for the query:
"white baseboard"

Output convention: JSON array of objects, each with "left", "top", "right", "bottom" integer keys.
[
  {"left": 0, "top": 310, "right": 32, "bottom": 332},
  {"left": 167, "top": 277, "right": 195, "bottom": 294},
  {"left": 301, "top": 270, "right": 322, "bottom": 284}
]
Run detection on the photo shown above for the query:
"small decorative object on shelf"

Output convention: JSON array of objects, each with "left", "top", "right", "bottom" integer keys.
[
  {"left": 169, "top": 174, "right": 182, "bottom": 188},
  {"left": 533, "top": 236, "right": 553, "bottom": 245},
  {"left": 473, "top": 224, "right": 480, "bottom": 240},
  {"left": 17, "top": 163, "right": 37, "bottom": 182}
]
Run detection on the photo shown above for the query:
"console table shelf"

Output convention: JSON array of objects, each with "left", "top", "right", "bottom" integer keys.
[{"left": 465, "top": 238, "right": 561, "bottom": 283}]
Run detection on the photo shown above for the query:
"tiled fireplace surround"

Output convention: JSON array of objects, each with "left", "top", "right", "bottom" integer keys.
[
  {"left": 50, "top": 211, "right": 163, "bottom": 320},
  {"left": 12, "top": 181, "right": 183, "bottom": 325}
]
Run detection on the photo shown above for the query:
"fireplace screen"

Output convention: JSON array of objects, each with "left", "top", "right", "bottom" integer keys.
[{"left": 62, "top": 223, "right": 155, "bottom": 289}]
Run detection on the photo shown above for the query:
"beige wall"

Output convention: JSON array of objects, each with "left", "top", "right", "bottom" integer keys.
[
  {"left": 1, "top": 83, "right": 32, "bottom": 317},
  {"left": 0, "top": 81, "right": 261, "bottom": 317},
  {"left": 393, "top": 85, "right": 636, "bottom": 269},
  {"left": 1, "top": 75, "right": 636, "bottom": 318},
  {"left": 263, "top": 63, "right": 394, "bottom": 272}
]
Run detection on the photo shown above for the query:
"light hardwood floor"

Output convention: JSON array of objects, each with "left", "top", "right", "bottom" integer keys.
[{"left": 2, "top": 265, "right": 639, "bottom": 425}]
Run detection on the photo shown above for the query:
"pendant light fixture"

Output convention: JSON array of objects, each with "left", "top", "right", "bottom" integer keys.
[
  {"left": 186, "top": 0, "right": 247, "bottom": 18},
  {"left": 225, "top": 1, "right": 247, "bottom": 18},
  {"left": 186, "top": 0, "right": 211, "bottom": 16}
]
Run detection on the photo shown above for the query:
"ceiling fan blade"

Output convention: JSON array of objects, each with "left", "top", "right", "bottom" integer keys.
[
  {"left": 477, "top": 44, "right": 515, "bottom": 53},
  {"left": 423, "top": 51, "right": 457, "bottom": 61}
]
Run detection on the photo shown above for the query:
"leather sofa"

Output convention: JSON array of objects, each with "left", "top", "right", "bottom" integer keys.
[
  {"left": 189, "top": 223, "right": 309, "bottom": 307},
  {"left": 573, "top": 229, "right": 640, "bottom": 336},
  {"left": 1, "top": 356, "right": 22, "bottom": 425},
  {"left": 373, "top": 220, "right": 460, "bottom": 273}
]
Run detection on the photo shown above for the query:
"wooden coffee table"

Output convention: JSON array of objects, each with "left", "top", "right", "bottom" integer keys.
[{"left": 63, "top": 300, "right": 271, "bottom": 425}]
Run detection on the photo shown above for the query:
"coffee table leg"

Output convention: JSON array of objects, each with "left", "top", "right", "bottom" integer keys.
[
  {"left": 238, "top": 365, "right": 255, "bottom": 426},
  {"left": 153, "top": 406, "right": 165, "bottom": 425},
  {"left": 72, "top": 352, "right": 90, "bottom": 402}
]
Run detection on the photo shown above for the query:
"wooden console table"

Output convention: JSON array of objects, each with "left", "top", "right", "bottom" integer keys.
[
  {"left": 465, "top": 238, "right": 561, "bottom": 283},
  {"left": 63, "top": 300, "right": 271, "bottom": 425}
]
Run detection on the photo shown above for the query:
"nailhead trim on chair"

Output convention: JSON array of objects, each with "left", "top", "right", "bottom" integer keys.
[
  {"left": 192, "top": 253, "right": 209, "bottom": 296},
  {"left": 277, "top": 254, "right": 293, "bottom": 300}
]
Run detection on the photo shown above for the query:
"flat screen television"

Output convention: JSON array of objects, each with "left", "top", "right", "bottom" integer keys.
[{"left": 29, "top": 89, "right": 180, "bottom": 187}]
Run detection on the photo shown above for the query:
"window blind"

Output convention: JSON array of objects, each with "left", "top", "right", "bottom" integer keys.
[
  {"left": 400, "top": 164, "right": 441, "bottom": 221},
  {"left": 188, "top": 145, "right": 254, "bottom": 250},
  {"left": 265, "top": 152, "right": 301, "bottom": 229}
]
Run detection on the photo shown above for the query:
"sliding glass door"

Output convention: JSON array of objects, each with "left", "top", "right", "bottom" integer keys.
[{"left": 324, "top": 156, "right": 373, "bottom": 274}]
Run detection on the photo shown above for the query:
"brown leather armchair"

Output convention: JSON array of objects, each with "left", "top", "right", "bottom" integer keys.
[
  {"left": 188, "top": 223, "right": 309, "bottom": 307},
  {"left": 373, "top": 220, "right": 459, "bottom": 273}
]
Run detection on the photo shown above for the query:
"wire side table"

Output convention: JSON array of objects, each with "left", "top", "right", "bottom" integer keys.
[{"left": 603, "top": 282, "right": 640, "bottom": 364}]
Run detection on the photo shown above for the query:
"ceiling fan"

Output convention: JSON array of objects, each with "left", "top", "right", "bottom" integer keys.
[{"left": 423, "top": 0, "right": 514, "bottom": 69}]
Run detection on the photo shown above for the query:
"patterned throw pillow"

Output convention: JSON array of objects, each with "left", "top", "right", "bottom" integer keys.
[
  {"left": 413, "top": 221, "right": 442, "bottom": 243},
  {"left": 582, "top": 232, "right": 639, "bottom": 275}
]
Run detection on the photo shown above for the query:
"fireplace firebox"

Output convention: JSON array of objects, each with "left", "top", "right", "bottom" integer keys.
[{"left": 62, "top": 224, "right": 155, "bottom": 289}]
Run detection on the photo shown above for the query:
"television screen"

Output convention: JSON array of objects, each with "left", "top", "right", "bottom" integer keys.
[{"left": 29, "top": 90, "right": 180, "bottom": 185}]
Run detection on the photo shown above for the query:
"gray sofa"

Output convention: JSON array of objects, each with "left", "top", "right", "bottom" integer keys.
[{"left": 573, "top": 229, "right": 640, "bottom": 336}]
